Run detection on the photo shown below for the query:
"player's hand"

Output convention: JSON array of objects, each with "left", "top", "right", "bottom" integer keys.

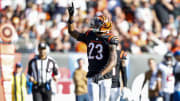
[
  {"left": 92, "top": 73, "right": 103, "bottom": 84},
  {"left": 53, "top": 76, "right": 58, "bottom": 82},
  {"left": 29, "top": 76, "right": 35, "bottom": 82},
  {"left": 68, "top": 2, "right": 74, "bottom": 16},
  {"left": 30, "top": 76, "right": 38, "bottom": 84}
]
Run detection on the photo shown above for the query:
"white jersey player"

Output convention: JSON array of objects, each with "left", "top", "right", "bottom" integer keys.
[{"left": 158, "top": 52, "right": 175, "bottom": 101}]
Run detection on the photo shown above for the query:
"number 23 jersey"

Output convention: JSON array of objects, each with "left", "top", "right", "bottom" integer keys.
[{"left": 77, "top": 30, "right": 118, "bottom": 78}]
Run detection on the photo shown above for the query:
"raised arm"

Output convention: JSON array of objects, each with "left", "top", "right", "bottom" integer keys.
[{"left": 68, "top": 3, "right": 82, "bottom": 39}]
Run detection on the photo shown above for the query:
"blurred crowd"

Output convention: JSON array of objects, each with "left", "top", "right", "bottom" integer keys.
[{"left": 0, "top": 0, "right": 179, "bottom": 54}]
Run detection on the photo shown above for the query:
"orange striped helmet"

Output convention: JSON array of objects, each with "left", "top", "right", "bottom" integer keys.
[{"left": 90, "top": 15, "right": 112, "bottom": 33}]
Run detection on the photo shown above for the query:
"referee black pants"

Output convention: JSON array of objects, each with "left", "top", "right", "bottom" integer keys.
[{"left": 32, "top": 87, "right": 52, "bottom": 101}]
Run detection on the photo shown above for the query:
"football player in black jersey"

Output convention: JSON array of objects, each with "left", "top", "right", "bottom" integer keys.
[
  {"left": 68, "top": 3, "right": 118, "bottom": 101},
  {"left": 110, "top": 43, "right": 128, "bottom": 101}
]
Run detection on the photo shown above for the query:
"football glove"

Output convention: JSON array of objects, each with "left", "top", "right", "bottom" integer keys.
[
  {"left": 68, "top": 2, "right": 74, "bottom": 16},
  {"left": 92, "top": 73, "right": 103, "bottom": 84}
]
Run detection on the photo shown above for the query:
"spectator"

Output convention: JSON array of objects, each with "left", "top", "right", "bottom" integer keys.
[
  {"left": 73, "top": 58, "right": 89, "bottom": 101},
  {"left": 26, "top": 4, "right": 39, "bottom": 27},
  {"left": 145, "top": 32, "right": 168, "bottom": 55},
  {"left": 36, "top": 19, "right": 46, "bottom": 38},
  {"left": 114, "top": 7, "right": 129, "bottom": 34},
  {"left": 75, "top": 42, "right": 87, "bottom": 53},
  {"left": 141, "top": 58, "right": 162, "bottom": 101},
  {"left": 49, "top": 22, "right": 63, "bottom": 52},
  {"left": 135, "top": 0, "right": 153, "bottom": 32},
  {"left": 0, "top": 0, "right": 178, "bottom": 54},
  {"left": 173, "top": 50, "right": 180, "bottom": 101},
  {"left": 161, "top": 15, "right": 177, "bottom": 39},
  {"left": 27, "top": 42, "right": 59, "bottom": 101},
  {"left": 12, "top": 63, "right": 27, "bottom": 101},
  {"left": 158, "top": 52, "right": 175, "bottom": 101},
  {"left": 172, "top": 35, "right": 180, "bottom": 53},
  {"left": 153, "top": 0, "right": 174, "bottom": 27}
]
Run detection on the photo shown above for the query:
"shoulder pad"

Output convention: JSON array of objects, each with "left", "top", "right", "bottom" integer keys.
[
  {"left": 109, "top": 36, "right": 119, "bottom": 45},
  {"left": 85, "top": 30, "right": 92, "bottom": 37}
]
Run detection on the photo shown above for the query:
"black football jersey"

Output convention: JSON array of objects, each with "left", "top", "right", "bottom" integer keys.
[
  {"left": 77, "top": 30, "right": 118, "bottom": 78},
  {"left": 111, "top": 50, "right": 127, "bottom": 88}
]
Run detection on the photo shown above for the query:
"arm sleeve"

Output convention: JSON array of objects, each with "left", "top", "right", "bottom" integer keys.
[
  {"left": 77, "top": 31, "right": 90, "bottom": 43},
  {"left": 120, "top": 62, "right": 127, "bottom": 87},
  {"left": 27, "top": 61, "right": 32, "bottom": 76},
  {"left": 53, "top": 63, "right": 59, "bottom": 76}
]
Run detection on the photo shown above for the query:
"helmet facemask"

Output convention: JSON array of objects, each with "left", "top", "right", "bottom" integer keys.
[
  {"left": 90, "top": 15, "right": 112, "bottom": 33},
  {"left": 164, "top": 52, "right": 173, "bottom": 66},
  {"left": 90, "top": 17, "right": 104, "bottom": 32}
]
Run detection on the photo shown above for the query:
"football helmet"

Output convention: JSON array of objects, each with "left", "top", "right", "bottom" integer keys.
[
  {"left": 164, "top": 51, "right": 173, "bottom": 65},
  {"left": 90, "top": 15, "right": 112, "bottom": 33}
]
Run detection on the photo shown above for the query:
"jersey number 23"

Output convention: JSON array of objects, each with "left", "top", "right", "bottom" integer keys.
[{"left": 88, "top": 42, "right": 103, "bottom": 60}]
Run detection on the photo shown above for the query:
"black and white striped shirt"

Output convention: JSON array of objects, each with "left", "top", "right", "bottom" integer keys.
[{"left": 28, "top": 56, "right": 59, "bottom": 84}]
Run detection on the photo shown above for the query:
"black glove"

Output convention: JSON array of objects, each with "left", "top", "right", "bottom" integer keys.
[
  {"left": 92, "top": 73, "right": 103, "bottom": 84},
  {"left": 68, "top": 2, "right": 74, "bottom": 16}
]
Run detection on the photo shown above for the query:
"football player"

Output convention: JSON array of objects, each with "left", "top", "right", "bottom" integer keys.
[
  {"left": 68, "top": 3, "right": 118, "bottom": 101},
  {"left": 110, "top": 44, "right": 128, "bottom": 101},
  {"left": 173, "top": 50, "right": 180, "bottom": 101},
  {"left": 158, "top": 52, "right": 175, "bottom": 101}
]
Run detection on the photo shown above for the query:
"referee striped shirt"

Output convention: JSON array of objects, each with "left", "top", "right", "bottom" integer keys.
[{"left": 28, "top": 56, "right": 59, "bottom": 84}]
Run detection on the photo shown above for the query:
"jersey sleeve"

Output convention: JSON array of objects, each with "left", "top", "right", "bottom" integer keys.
[
  {"left": 52, "top": 59, "right": 59, "bottom": 76},
  {"left": 27, "top": 59, "right": 33, "bottom": 76},
  {"left": 77, "top": 31, "right": 90, "bottom": 43}
]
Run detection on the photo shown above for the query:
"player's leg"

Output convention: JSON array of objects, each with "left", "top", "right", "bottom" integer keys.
[
  {"left": 99, "top": 78, "right": 112, "bottom": 101},
  {"left": 32, "top": 90, "right": 43, "bottom": 101},
  {"left": 110, "top": 88, "right": 121, "bottom": 101},
  {"left": 87, "top": 78, "right": 99, "bottom": 101},
  {"left": 162, "top": 92, "right": 171, "bottom": 101},
  {"left": 42, "top": 89, "right": 52, "bottom": 101}
]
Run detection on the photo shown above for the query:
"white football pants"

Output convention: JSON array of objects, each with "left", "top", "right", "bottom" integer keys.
[
  {"left": 87, "top": 78, "right": 112, "bottom": 101},
  {"left": 110, "top": 87, "right": 121, "bottom": 101}
]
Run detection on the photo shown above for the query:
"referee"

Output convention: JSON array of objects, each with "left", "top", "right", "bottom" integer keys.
[{"left": 27, "top": 42, "right": 59, "bottom": 101}]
